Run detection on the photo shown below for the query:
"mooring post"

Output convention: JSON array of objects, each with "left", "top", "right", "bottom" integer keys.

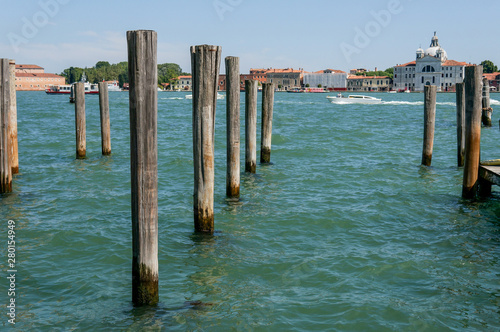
[
  {"left": 456, "top": 82, "right": 465, "bottom": 167},
  {"left": 481, "top": 77, "right": 492, "bottom": 127},
  {"left": 8, "top": 60, "right": 18, "bottom": 174},
  {"left": 260, "top": 82, "right": 274, "bottom": 163},
  {"left": 70, "top": 84, "right": 75, "bottom": 103},
  {"left": 128, "top": 30, "right": 159, "bottom": 305},
  {"left": 462, "top": 65, "right": 483, "bottom": 199},
  {"left": 421, "top": 85, "right": 436, "bottom": 166},
  {"left": 98, "top": 82, "right": 111, "bottom": 155},
  {"left": 245, "top": 80, "right": 258, "bottom": 173},
  {"left": 74, "top": 82, "right": 86, "bottom": 159},
  {"left": 225, "top": 56, "right": 240, "bottom": 198},
  {"left": 191, "top": 44, "right": 222, "bottom": 233},
  {"left": 0, "top": 59, "right": 12, "bottom": 193}
]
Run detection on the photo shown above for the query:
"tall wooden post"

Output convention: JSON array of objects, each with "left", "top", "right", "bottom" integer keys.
[
  {"left": 74, "top": 82, "right": 86, "bottom": 159},
  {"left": 70, "top": 84, "right": 75, "bottom": 103},
  {"left": 260, "top": 82, "right": 274, "bottom": 163},
  {"left": 127, "top": 30, "right": 159, "bottom": 305},
  {"left": 456, "top": 82, "right": 465, "bottom": 167},
  {"left": 8, "top": 60, "right": 18, "bottom": 174},
  {"left": 191, "top": 44, "right": 222, "bottom": 233},
  {"left": 462, "top": 65, "right": 483, "bottom": 199},
  {"left": 225, "top": 56, "right": 240, "bottom": 198},
  {"left": 98, "top": 82, "right": 111, "bottom": 155},
  {"left": 0, "top": 59, "right": 12, "bottom": 193},
  {"left": 482, "top": 77, "right": 492, "bottom": 127},
  {"left": 421, "top": 85, "right": 436, "bottom": 166},
  {"left": 245, "top": 80, "right": 258, "bottom": 173}
]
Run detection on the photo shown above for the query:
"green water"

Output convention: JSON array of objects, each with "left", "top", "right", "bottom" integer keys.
[{"left": 1, "top": 91, "right": 499, "bottom": 331}]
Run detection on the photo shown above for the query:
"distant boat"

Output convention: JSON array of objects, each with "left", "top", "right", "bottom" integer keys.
[
  {"left": 185, "top": 93, "right": 225, "bottom": 100},
  {"left": 45, "top": 82, "right": 99, "bottom": 95},
  {"left": 287, "top": 87, "right": 326, "bottom": 93},
  {"left": 388, "top": 90, "right": 397, "bottom": 93},
  {"left": 327, "top": 94, "right": 382, "bottom": 104},
  {"left": 106, "top": 81, "right": 121, "bottom": 92}
]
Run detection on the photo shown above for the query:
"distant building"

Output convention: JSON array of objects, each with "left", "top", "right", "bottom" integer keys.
[
  {"left": 347, "top": 75, "right": 391, "bottom": 92},
  {"left": 14, "top": 64, "right": 65, "bottom": 91},
  {"left": 483, "top": 72, "right": 500, "bottom": 92},
  {"left": 266, "top": 68, "right": 303, "bottom": 91},
  {"left": 393, "top": 32, "right": 469, "bottom": 92},
  {"left": 349, "top": 68, "right": 367, "bottom": 75},
  {"left": 303, "top": 69, "right": 347, "bottom": 90},
  {"left": 172, "top": 75, "right": 192, "bottom": 91},
  {"left": 249, "top": 69, "right": 268, "bottom": 84}
]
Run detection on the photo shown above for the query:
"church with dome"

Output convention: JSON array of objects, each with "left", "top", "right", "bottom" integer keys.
[{"left": 392, "top": 32, "right": 469, "bottom": 92}]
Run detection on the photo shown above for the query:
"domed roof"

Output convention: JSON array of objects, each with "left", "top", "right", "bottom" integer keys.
[
  {"left": 423, "top": 32, "right": 447, "bottom": 60},
  {"left": 416, "top": 47, "right": 424, "bottom": 54}
]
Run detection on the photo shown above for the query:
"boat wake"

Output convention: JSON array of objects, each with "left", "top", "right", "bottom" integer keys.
[
  {"left": 381, "top": 101, "right": 457, "bottom": 106},
  {"left": 160, "top": 97, "right": 184, "bottom": 100},
  {"left": 491, "top": 99, "right": 500, "bottom": 106}
]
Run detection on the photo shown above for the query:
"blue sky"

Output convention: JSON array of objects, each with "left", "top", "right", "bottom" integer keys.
[{"left": 1, "top": 0, "right": 498, "bottom": 74}]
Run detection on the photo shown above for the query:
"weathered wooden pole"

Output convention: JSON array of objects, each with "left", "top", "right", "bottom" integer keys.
[
  {"left": 260, "top": 82, "right": 274, "bottom": 163},
  {"left": 191, "top": 44, "right": 222, "bottom": 233},
  {"left": 127, "top": 29, "right": 159, "bottom": 305},
  {"left": 462, "top": 65, "right": 483, "bottom": 199},
  {"left": 0, "top": 59, "right": 12, "bottom": 193},
  {"left": 69, "top": 84, "right": 75, "bottom": 103},
  {"left": 225, "top": 56, "right": 240, "bottom": 198},
  {"left": 481, "top": 77, "right": 492, "bottom": 127},
  {"left": 74, "top": 82, "right": 86, "bottom": 159},
  {"left": 98, "top": 82, "right": 111, "bottom": 155},
  {"left": 8, "top": 60, "right": 18, "bottom": 174},
  {"left": 456, "top": 82, "right": 465, "bottom": 167},
  {"left": 245, "top": 80, "right": 258, "bottom": 173},
  {"left": 421, "top": 85, "right": 436, "bottom": 166}
]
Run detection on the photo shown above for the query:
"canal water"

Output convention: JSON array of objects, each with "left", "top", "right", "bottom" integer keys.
[{"left": 1, "top": 91, "right": 499, "bottom": 331}]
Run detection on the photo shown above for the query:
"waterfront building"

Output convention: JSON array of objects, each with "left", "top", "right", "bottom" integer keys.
[
  {"left": 393, "top": 32, "right": 468, "bottom": 92},
  {"left": 266, "top": 68, "right": 304, "bottom": 91},
  {"left": 249, "top": 69, "right": 268, "bottom": 84},
  {"left": 172, "top": 75, "right": 192, "bottom": 91},
  {"left": 483, "top": 72, "right": 500, "bottom": 92},
  {"left": 347, "top": 75, "right": 391, "bottom": 92},
  {"left": 303, "top": 69, "right": 347, "bottom": 90},
  {"left": 14, "top": 64, "right": 65, "bottom": 91}
]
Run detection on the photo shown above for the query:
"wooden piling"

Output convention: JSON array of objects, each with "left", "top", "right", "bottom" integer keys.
[
  {"left": 8, "top": 60, "right": 18, "bottom": 174},
  {"left": 245, "top": 80, "right": 258, "bottom": 173},
  {"left": 128, "top": 30, "right": 159, "bottom": 305},
  {"left": 191, "top": 44, "right": 222, "bottom": 233},
  {"left": 481, "top": 77, "right": 492, "bottom": 127},
  {"left": 0, "top": 59, "right": 12, "bottom": 193},
  {"left": 456, "top": 82, "right": 465, "bottom": 167},
  {"left": 462, "top": 65, "right": 483, "bottom": 199},
  {"left": 98, "top": 82, "right": 111, "bottom": 155},
  {"left": 74, "top": 82, "right": 86, "bottom": 159},
  {"left": 260, "top": 82, "right": 274, "bottom": 163},
  {"left": 225, "top": 56, "right": 240, "bottom": 198},
  {"left": 69, "top": 84, "right": 75, "bottom": 103},
  {"left": 421, "top": 85, "right": 436, "bottom": 166}
]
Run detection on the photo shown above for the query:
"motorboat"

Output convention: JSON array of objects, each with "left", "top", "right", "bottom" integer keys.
[{"left": 327, "top": 94, "right": 382, "bottom": 104}]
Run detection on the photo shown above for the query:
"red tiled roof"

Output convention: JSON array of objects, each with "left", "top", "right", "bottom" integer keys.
[
  {"left": 177, "top": 75, "right": 191, "bottom": 79},
  {"left": 395, "top": 61, "right": 416, "bottom": 67},
  {"left": 483, "top": 72, "right": 500, "bottom": 80},
  {"left": 442, "top": 60, "right": 467, "bottom": 66},
  {"left": 16, "top": 73, "right": 63, "bottom": 78},
  {"left": 16, "top": 64, "right": 44, "bottom": 70},
  {"left": 347, "top": 75, "right": 390, "bottom": 80}
]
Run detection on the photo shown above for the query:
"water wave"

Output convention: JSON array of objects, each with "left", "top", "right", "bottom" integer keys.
[{"left": 490, "top": 98, "right": 500, "bottom": 105}]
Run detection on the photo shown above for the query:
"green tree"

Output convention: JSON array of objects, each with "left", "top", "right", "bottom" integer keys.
[{"left": 481, "top": 60, "right": 498, "bottom": 73}]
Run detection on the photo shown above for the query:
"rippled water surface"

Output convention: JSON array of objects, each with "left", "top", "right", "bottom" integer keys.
[{"left": 1, "top": 91, "right": 499, "bottom": 331}]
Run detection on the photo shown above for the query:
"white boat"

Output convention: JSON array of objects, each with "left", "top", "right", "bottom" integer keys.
[
  {"left": 185, "top": 93, "right": 225, "bottom": 100},
  {"left": 327, "top": 94, "right": 382, "bottom": 104},
  {"left": 107, "top": 81, "right": 121, "bottom": 92}
]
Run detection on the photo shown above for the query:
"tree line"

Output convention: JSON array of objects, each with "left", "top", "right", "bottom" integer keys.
[{"left": 59, "top": 61, "right": 189, "bottom": 87}]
